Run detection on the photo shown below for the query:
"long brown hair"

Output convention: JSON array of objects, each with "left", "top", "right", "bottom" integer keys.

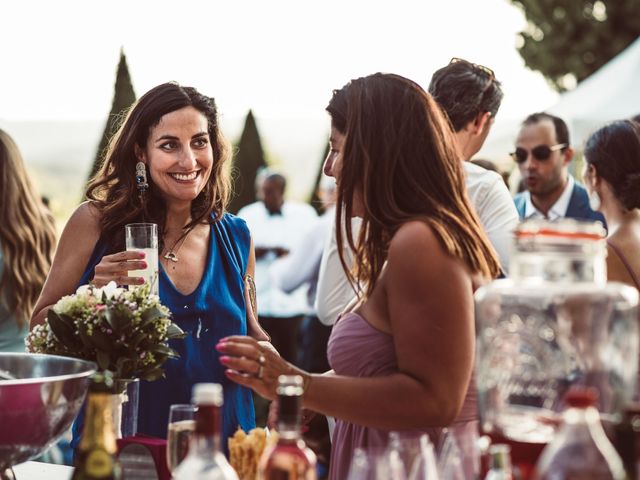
[
  {"left": 86, "top": 82, "right": 232, "bottom": 252},
  {"left": 326, "top": 73, "right": 501, "bottom": 298},
  {"left": 0, "top": 129, "right": 57, "bottom": 327}
]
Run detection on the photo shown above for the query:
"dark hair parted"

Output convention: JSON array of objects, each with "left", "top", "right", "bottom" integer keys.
[
  {"left": 86, "top": 82, "right": 232, "bottom": 253},
  {"left": 522, "top": 112, "right": 570, "bottom": 147},
  {"left": 584, "top": 120, "right": 640, "bottom": 211},
  {"left": 326, "top": 73, "right": 501, "bottom": 298},
  {"left": 428, "top": 61, "right": 503, "bottom": 132}
]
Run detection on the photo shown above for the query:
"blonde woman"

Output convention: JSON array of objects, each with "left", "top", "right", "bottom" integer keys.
[{"left": 0, "top": 129, "right": 56, "bottom": 352}]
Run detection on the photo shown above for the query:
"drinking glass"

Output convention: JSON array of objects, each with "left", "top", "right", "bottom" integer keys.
[
  {"left": 166, "top": 404, "right": 197, "bottom": 474},
  {"left": 125, "top": 223, "right": 159, "bottom": 295}
]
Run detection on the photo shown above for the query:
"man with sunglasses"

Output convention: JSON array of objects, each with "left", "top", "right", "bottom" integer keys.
[
  {"left": 429, "top": 58, "right": 520, "bottom": 273},
  {"left": 512, "top": 113, "right": 605, "bottom": 224}
]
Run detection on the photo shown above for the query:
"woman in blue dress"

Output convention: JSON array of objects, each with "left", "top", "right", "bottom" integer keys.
[{"left": 30, "top": 82, "right": 270, "bottom": 447}]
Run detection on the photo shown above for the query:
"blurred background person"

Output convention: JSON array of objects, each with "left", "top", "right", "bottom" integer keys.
[
  {"left": 429, "top": 58, "right": 519, "bottom": 274},
  {"left": 512, "top": 112, "right": 605, "bottom": 224},
  {"left": 238, "top": 170, "right": 317, "bottom": 364},
  {"left": 583, "top": 119, "right": 640, "bottom": 290},
  {"left": 0, "top": 129, "right": 56, "bottom": 352}
]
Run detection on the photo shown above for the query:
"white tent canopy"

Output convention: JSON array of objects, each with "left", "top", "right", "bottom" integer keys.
[
  {"left": 548, "top": 35, "right": 640, "bottom": 146},
  {"left": 477, "top": 36, "right": 640, "bottom": 170}
]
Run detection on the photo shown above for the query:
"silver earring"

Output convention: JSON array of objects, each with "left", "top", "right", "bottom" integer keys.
[{"left": 135, "top": 162, "right": 148, "bottom": 193}]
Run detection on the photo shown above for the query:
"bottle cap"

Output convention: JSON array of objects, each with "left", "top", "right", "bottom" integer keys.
[
  {"left": 564, "top": 386, "right": 599, "bottom": 409},
  {"left": 192, "top": 383, "right": 223, "bottom": 406}
]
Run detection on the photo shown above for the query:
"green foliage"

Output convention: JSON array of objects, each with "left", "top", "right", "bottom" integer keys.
[
  {"left": 509, "top": 0, "right": 640, "bottom": 91},
  {"left": 88, "top": 48, "right": 136, "bottom": 182},
  {"left": 228, "top": 110, "right": 267, "bottom": 214},
  {"left": 309, "top": 142, "right": 329, "bottom": 215}
]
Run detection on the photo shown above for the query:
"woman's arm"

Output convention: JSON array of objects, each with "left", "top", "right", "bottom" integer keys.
[
  {"left": 30, "top": 203, "right": 148, "bottom": 328},
  {"left": 30, "top": 203, "right": 102, "bottom": 328},
  {"left": 245, "top": 236, "right": 270, "bottom": 342},
  {"left": 221, "top": 221, "right": 476, "bottom": 430}
]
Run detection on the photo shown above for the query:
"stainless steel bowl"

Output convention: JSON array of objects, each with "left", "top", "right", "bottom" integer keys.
[{"left": 0, "top": 353, "right": 96, "bottom": 479}]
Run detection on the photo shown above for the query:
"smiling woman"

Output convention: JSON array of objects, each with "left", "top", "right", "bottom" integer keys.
[{"left": 29, "top": 82, "right": 270, "bottom": 453}]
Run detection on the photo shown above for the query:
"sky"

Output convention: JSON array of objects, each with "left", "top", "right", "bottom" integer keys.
[{"left": 0, "top": 0, "right": 560, "bottom": 208}]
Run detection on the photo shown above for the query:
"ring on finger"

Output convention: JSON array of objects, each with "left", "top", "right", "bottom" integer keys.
[
  {"left": 256, "top": 365, "right": 264, "bottom": 379},
  {"left": 258, "top": 354, "right": 266, "bottom": 365}
]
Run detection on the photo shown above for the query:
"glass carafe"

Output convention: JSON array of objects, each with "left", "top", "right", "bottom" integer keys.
[{"left": 475, "top": 219, "right": 639, "bottom": 443}]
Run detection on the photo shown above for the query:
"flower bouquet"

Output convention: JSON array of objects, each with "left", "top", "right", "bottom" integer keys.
[
  {"left": 27, "top": 281, "right": 185, "bottom": 381},
  {"left": 27, "top": 281, "right": 186, "bottom": 437}
]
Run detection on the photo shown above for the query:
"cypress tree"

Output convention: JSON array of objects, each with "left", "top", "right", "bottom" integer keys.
[
  {"left": 228, "top": 110, "right": 267, "bottom": 214},
  {"left": 309, "top": 142, "right": 329, "bottom": 215},
  {"left": 89, "top": 48, "right": 136, "bottom": 181}
]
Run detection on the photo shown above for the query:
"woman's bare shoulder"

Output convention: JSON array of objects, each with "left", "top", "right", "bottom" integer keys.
[{"left": 59, "top": 201, "right": 102, "bottom": 245}]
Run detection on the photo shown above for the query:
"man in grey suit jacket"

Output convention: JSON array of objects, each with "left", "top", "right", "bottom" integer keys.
[{"left": 512, "top": 113, "right": 605, "bottom": 225}]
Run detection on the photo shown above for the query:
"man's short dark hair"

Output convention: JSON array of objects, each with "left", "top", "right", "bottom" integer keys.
[
  {"left": 428, "top": 60, "right": 504, "bottom": 132},
  {"left": 522, "top": 112, "right": 570, "bottom": 146},
  {"left": 264, "top": 173, "right": 286, "bottom": 193}
]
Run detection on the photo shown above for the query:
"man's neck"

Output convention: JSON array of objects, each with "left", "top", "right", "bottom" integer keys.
[
  {"left": 531, "top": 176, "right": 569, "bottom": 217},
  {"left": 454, "top": 130, "right": 474, "bottom": 161}
]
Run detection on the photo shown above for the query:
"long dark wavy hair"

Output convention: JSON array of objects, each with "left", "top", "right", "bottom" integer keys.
[
  {"left": 86, "top": 82, "right": 232, "bottom": 253},
  {"left": 326, "top": 73, "right": 501, "bottom": 298},
  {"left": 0, "top": 129, "right": 57, "bottom": 327}
]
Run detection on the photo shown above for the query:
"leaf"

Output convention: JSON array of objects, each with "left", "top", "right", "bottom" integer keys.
[
  {"left": 96, "top": 350, "right": 111, "bottom": 370},
  {"left": 47, "top": 311, "right": 82, "bottom": 350},
  {"left": 151, "top": 344, "right": 179, "bottom": 358},
  {"left": 88, "top": 329, "right": 114, "bottom": 353},
  {"left": 130, "top": 331, "right": 148, "bottom": 349},
  {"left": 141, "top": 368, "right": 165, "bottom": 382},
  {"left": 166, "top": 323, "right": 187, "bottom": 339},
  {"left": 104, "top": 308, "right": 132, "bottom": 333},
  {"left": 139, "top": 306, "right": 168, "bottom": 328}
]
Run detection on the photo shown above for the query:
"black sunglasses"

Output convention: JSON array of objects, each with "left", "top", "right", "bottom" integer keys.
[{"left": 511, "top": 143, "right": 568, "bottom": 164}]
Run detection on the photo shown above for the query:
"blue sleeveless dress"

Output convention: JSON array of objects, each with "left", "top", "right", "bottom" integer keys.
[{"left": 72, "top": 213, "right": 255, "bottom": 451}]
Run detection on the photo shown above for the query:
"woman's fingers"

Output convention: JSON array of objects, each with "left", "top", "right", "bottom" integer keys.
[
  {"left": 93, "top": 250, "right": 148, "bottom": 287},
  {"left": 219, "top": 355, "right": 261, "bottom": 375}
]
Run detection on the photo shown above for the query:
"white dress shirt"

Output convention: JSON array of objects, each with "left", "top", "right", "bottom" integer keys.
[
  {"left": 463, "top": 161, "right": 520, "bottom": 273},
  {"left": 238, "top": 200, "right": 318, "bottom": 318},
  {"left": 523, "top": 175, "right": 575, "bottom": 221}
]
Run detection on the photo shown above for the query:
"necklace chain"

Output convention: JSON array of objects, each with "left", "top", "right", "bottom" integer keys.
[{"left": 162, "top": 226, "right": 195, "bottom": 263}]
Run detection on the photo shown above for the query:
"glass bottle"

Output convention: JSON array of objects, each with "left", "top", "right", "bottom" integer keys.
[
  {"left": 613, "top": 402, "right": 640, "bottom": 480},
  {"left": 484, "top": 444, "right": 513, "bottom": 480},
  {"left": 475, "top": 219, "right": 639, "bottom": 444},
  {"left": 72, "top": 372, "right": 122, "bottom": 480},
  {"left": 173, "top": 383, "right": 238, "bottom": 480},
  {"left": 533, "top": 387, "right": 626, "bottom": 479},
  {"left": 259, "top": 375, "right": 317, "bottom": 479}
]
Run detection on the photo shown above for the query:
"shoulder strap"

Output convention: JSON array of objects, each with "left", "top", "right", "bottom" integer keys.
[{"left": 607, "top": 240, "right": 640, "bottom": 290}]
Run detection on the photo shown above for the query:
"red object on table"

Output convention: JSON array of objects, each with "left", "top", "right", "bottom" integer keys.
[
  {"left": 486, "top": 432, "right": 547, "bottom": 480},
  {"left": 117, "top": 434, "right": 171, "bottom": 480}
]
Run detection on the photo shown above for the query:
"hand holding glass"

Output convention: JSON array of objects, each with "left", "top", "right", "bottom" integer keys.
[
  {"left": 167, "top": 404, "right": 197, "bottom": 473},
  {"left": 125, "top": 223, "right": 159, "bottom": 295}
]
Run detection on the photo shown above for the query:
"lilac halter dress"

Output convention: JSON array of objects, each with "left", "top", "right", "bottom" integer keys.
[{"left": 326, "top": 311, "right": 479, "bottom": 480}]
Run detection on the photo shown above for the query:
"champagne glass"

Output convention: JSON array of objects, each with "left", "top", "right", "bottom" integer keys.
[
  {"left": 125, "top": 223, "right": 159, "bottom": 295},
  {"left": 167, "top": 404, "right": 197, "bottom": 474}
]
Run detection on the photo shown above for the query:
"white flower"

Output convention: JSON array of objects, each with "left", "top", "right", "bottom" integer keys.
[
  {"left": 53, "top": 295, "right": 77, "bottom": 314},
  {"left": 75, "top": 284, "right": 92, "bottom": 296}
]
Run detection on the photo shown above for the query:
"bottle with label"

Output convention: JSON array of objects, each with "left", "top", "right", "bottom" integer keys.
[
  {"left": 173, "top": 383, "right": 238, "bottom": 480},
  {"left": 533, "top": 387, "right": 626, "bottom": 480},
  {"left": 484, "top": 444, "right": 513, "bottom": 480},
  {"left": 259, "top": 375, "right": 316, "bottom": 480},
  {"left": 71, "top": 372, "right": 122, "bottom": 480}
]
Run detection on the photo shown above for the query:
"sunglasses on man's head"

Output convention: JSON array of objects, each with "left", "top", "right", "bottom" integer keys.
[
  {"left": 510, "top": 143, "right": 567, "bottom": 164},
  {"left": 449, "top": 57, "right": 495, "bottom": 80}
]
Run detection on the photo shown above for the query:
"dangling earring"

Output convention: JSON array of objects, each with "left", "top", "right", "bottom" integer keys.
[{"left": 135, "top": 162, "right": 149, "bottom": 193}]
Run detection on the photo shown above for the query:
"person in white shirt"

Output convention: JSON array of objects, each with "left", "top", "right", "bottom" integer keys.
[
  {"left": 512, "top": 112, "right": 605, "bottom": 224},
  {"left": 237, "top": 170, "right": 317, "bottom": 363}
]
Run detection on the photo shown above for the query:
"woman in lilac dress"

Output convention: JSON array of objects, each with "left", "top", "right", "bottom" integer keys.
[{"left": 218, "top": 73, "right": 501, "bottom": 478}]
